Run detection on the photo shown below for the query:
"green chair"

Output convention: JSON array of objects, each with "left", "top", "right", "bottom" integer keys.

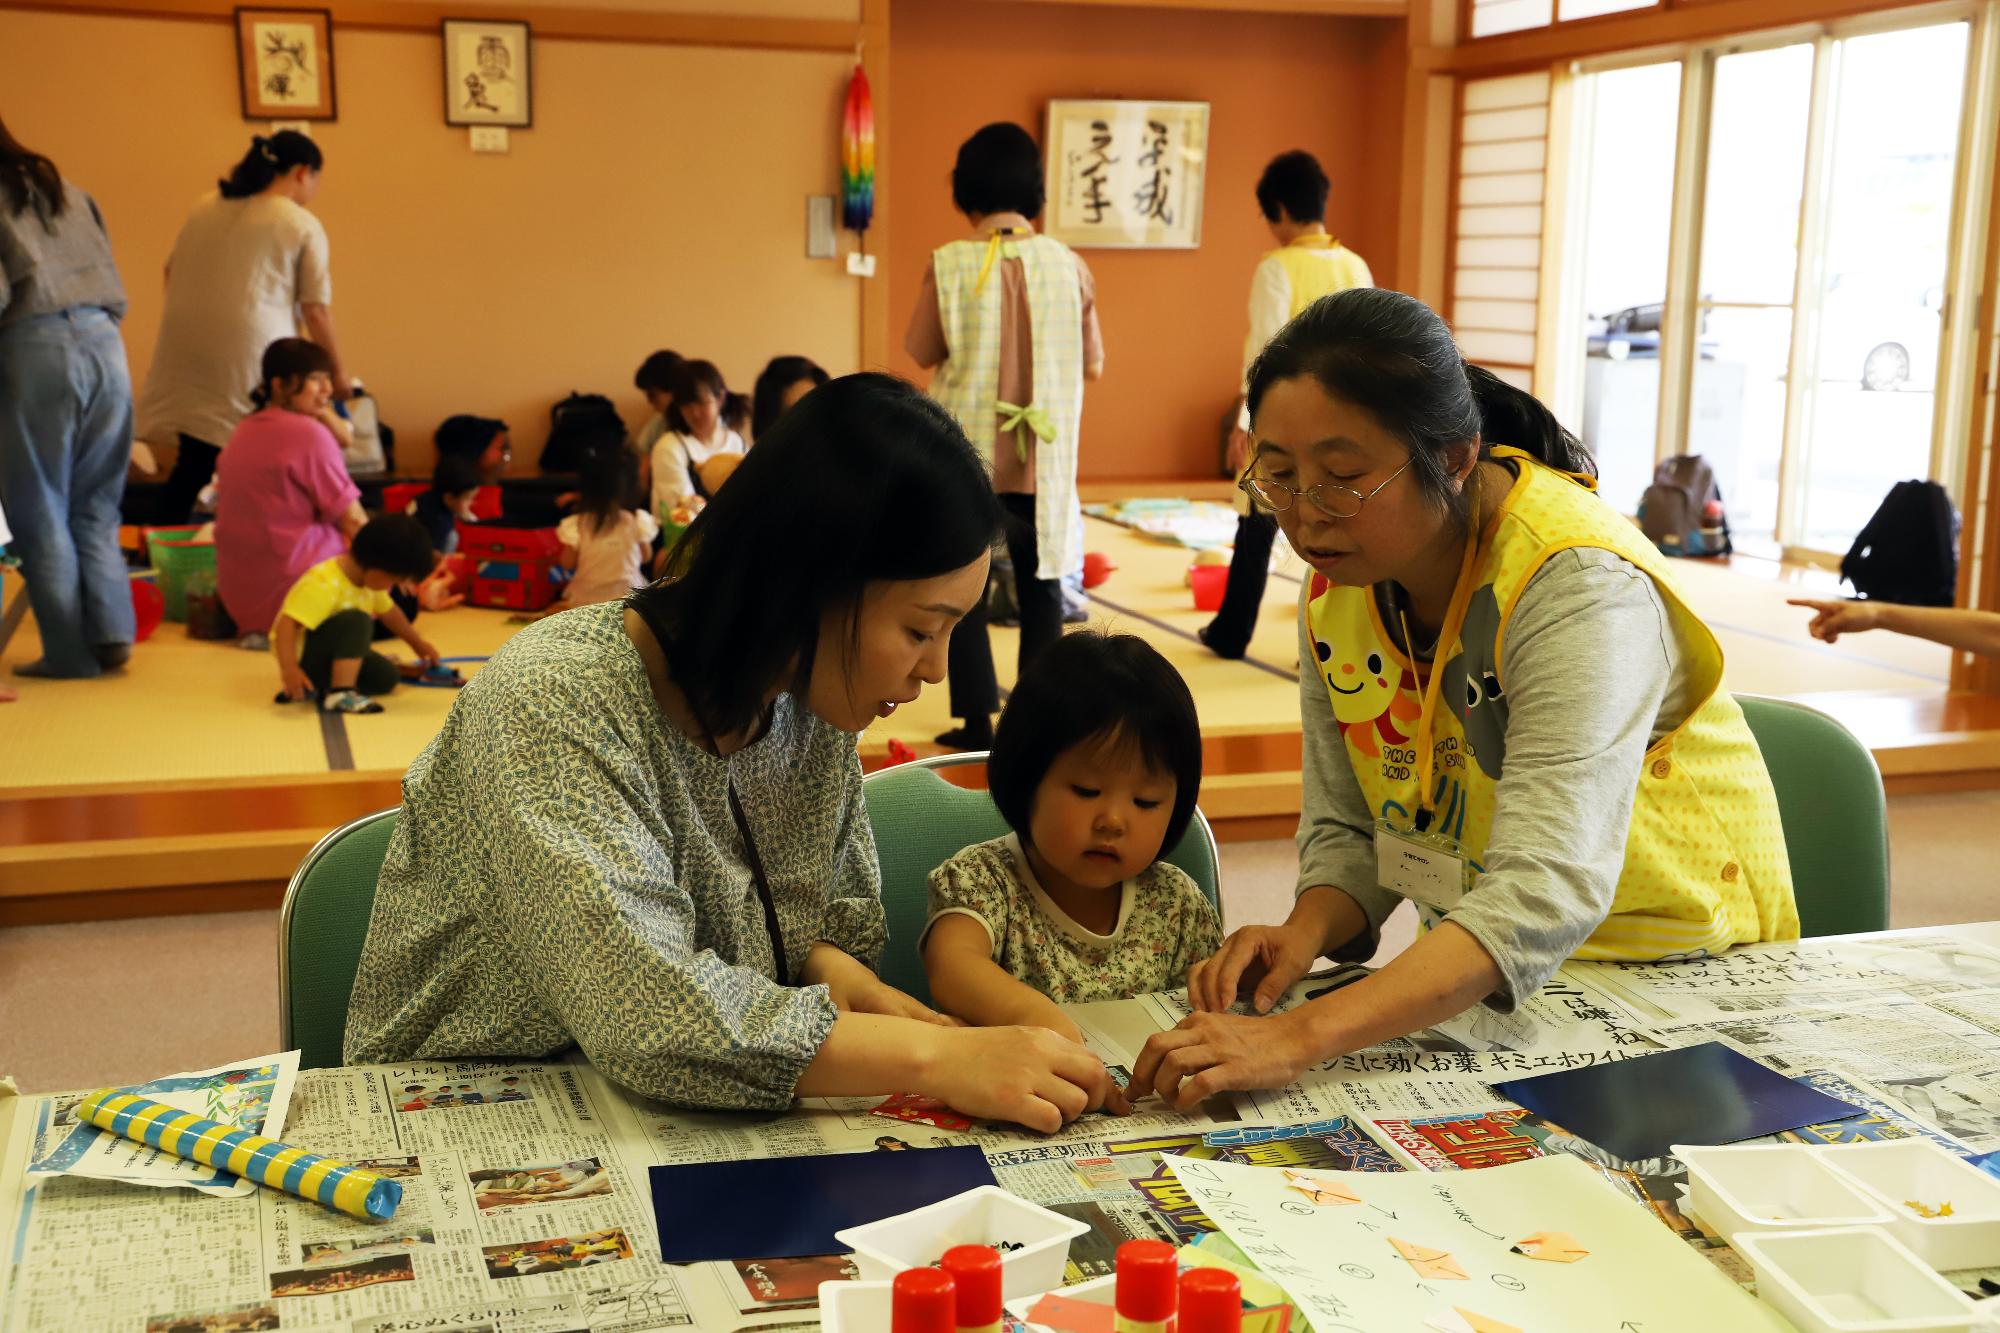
[
  {"left": 861, "top": 752, "right": 1222, "bottom": 1006},
  {"left": 1736, "top": 694, "right": 1889, "bottom": 938},
  {"left": 278, "top": 808, "right": 399, "bottom": 1069}
]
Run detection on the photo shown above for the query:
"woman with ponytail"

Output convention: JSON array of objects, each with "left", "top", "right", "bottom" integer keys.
[
  {"left": 0, "top": 114, "right": 137, "bottom": 679},
  {"left": 138, "top": 130, "right": 347, "bottom": 524},
  {"left": 1131, "top": 288, "right": 1800, "bottom": 1107}
]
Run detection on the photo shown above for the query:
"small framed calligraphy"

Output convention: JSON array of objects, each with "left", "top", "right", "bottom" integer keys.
[{"left": 1045, "top": 99, "right": 1209, "bottom": 249}]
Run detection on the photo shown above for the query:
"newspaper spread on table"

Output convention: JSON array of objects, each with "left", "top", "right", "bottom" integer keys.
[{"left": 6, "top": 935, "right": 2000, "bottom": 1332}]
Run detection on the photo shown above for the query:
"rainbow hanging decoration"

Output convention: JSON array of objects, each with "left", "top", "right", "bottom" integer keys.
[{"left": 841, "top": 62, "right": 875, "bottom": 234}]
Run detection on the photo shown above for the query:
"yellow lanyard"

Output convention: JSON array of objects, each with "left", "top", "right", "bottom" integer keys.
[{"left": 1394, "top": 525, "right": 1483, "bottom": 832}]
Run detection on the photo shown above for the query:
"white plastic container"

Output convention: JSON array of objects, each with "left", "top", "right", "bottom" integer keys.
[
  {"left": 1821, "top": 1140, "right": 2000, "bottom": 1273},
  {"left": 833, "top": 1185, "right": 1091, "bottom": 1300},
  {"left": 1736, "top": 1227, "right": 1984, "bottom": 1332},
  {"left": 1677, "top": 1143, "right": 1893, "bottom": 1246},
  {"left": 816, "top": 1278, "right": 892, "bottom": 1333}
]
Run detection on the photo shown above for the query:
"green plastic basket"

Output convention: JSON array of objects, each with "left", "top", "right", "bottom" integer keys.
[{"left": 144, "top": 526, "right": 218, "bottom": 622}]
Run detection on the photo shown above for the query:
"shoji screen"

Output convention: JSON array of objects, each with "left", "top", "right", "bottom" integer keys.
[{"left": 1450, "top": 70, "right": 1551, "bottom": 394}]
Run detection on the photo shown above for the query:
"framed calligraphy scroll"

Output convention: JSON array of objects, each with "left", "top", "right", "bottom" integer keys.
[{"left": 1045, "top": 100, "right": 1209, "bottom": 249}]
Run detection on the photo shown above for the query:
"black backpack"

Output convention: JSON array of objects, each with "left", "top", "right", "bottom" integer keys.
[
  {"left": 539, "top": 392, "right": 625, "bottom": 473},
  {"left": 1638, "top": 455, "right": 1732, "bottom": 558},
  {"left": 1842, "top": 480, "right": 1959, "bottom": 606}
]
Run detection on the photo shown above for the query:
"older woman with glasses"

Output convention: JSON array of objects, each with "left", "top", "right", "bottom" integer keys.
[{"left": 1129, "top": 289, "right": 1799, "bottom": 1109}]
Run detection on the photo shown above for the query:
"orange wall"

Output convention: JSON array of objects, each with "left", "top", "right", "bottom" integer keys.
[
  {"left": 889, "top": 0, "right": 1407, "bottom": 481},
  {"left": 0, "top": 8, "right": 861, "bottom": 472}
]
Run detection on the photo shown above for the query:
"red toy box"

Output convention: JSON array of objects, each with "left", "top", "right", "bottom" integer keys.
[{"left": 458, "top": 524, "right": 563, "bottom": 611}]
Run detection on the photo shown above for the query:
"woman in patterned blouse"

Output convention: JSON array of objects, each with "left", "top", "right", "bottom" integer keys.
[{"left": 346, "top": 373, "right": 1128, "bottom": 1133}]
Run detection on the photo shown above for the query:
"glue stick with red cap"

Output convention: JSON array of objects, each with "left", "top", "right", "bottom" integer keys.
[
  {"left": 893, "top": 1267, "right": 957, "bottom": 1333},
  {"left": 1114, "top": 1239, "right": 1178, "bottom": 1333},
  {"left": 1179, "top": 1267, "right": 1243, "bottom": 1333},
  {"left": 940, "top": 1244, "right": 1003, "bottom": 1333}
]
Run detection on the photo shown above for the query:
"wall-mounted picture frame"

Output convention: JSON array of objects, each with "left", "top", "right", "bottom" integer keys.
[
  {"left": 235, "top": 7, "right": 336, "bottom": 121},
  {"left": 1044, "top": 99, "right": 1210, "bottom": 250},
  {"left": 443, "top": 19, "right": 532, "bottom": 128}
]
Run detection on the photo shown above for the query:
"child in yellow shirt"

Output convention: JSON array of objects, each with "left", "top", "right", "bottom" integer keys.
[{"left": 274, "top": 515, "right": 439, "bottom": 714}]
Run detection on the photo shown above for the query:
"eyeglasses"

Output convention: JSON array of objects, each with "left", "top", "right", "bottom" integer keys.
[{"left": 1240, "top": 459, "right": 1411, "bottom": 517}]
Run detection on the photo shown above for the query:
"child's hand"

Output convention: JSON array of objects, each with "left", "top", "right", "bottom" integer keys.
[
  {"left": 278, "top": 663, "right": 312, "bottom": 701},
  {"left": 418, "top": 567, "right": 463, "bottom": 612},
  {"left": 413, "top": 637, "right": 443, "bottom": 664},
  {"left": 1788, "top": 597, "right": 1882, "bottom": 644}
]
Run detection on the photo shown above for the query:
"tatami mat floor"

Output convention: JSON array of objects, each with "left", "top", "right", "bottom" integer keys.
[{"left": 0, "top": 511, "right": 1954, "bottom": 792}]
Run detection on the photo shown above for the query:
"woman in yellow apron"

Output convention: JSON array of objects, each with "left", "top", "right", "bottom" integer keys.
[{"left": 1131, "top": 288, "right": 1798, "bottom": 1108}]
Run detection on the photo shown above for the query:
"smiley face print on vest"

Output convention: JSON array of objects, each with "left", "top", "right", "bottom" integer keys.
[
  {"left": 1311, "top": 622, "right": 1422, "bottom": 761},
  {"left": 1441, "top": 584, "right": 1507, "bottom": 779}
]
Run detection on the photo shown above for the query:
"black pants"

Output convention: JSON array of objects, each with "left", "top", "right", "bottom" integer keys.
[
  {"left": 947, "top": 492, "right": 1061, "bottom": 719},
  {"left": 302, "top": 610, "right": 400, "bottom": 696},
  {"left": 156, "top": 434, "right": 221, "bottom": 526},
  {"left": 1201, "top": 509, "right": 1278, "bottom": 658},
  {"left": 373, "top": 586, "right": 420, "bottom": 641}
]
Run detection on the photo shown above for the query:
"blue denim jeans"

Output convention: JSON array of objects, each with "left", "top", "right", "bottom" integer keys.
[{"left": 0, "top": 307, "right": 137, "bottom": 676}]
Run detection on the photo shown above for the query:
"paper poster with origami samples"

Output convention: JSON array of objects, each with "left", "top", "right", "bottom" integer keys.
[{"left": 1162, "top": 1154, "right": 1786, "bottom": 1332}]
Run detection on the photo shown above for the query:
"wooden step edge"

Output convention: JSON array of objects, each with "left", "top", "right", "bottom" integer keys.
[{"left": 0, "top": 826, "right": 328, "bottom": 897}]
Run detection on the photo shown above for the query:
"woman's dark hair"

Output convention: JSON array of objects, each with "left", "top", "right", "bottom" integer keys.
[
  {"left": 665, "top": 359, "right": 727, "bottom": 435},
  {"left": 350, "top": 514, "right": 436, "bottom": 580},
  {"left": 630, "top": 372, "right": 1002, "bottom": 739},
  {"left": 721, "top": 391, "right": 751, "bottom": 435},
  {"left": 249, "top": 337, "right": 334, "bottom": 408},
  {"left": 635, "top": 349, "right": 683, "bottom": 397},
  {"left": 989, "top": 632, "right": 1203, "bottom": 861},
  {"left": 1246, "top": 288, "right": 1593, "bottom": 527},
  {"left": 576, "top": 441, "right": 638, "bottom": 537},
  {"left": 430, "top": 453, "right": 484, "bottom": 498},
  {"left": 751, "top": 356, "right": 829, "bottom": 441},
  {"left": 218, "top": 130, "right": 322, "bottom": 200},
  {"left": 0, "top": 115, "right": 64, "bottom": 224},
  {"left": 1255, "top": 150, "right": 1330, "bottom": 225},
  {"left": 951, "top": 122, "right": 1044, "bottom": 219}
]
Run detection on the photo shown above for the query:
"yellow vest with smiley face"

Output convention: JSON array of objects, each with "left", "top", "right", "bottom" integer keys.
[{"left": 1305, "top": 450, "right": 1799, "bottom": 960}]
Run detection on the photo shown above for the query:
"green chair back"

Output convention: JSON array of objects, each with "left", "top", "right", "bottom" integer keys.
[
  {"left": 279, "top": 808, "right": 398, "bottom": 1069},
  {"left": 1736, "top": 694, "right": 1889, "bottom": 937},
  {"left": 861, "top": 753, "right": 1222, "bottom": 1006}
]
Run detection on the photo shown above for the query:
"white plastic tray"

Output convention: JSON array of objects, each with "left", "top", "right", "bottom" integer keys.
[
  {"left": 833, "top": 1185, "right": 1090, "bottom": 1300},
  {"left": 1736, "top": 1227, "right": 1984, "bottom": 1333},
  {"left": 816, "top": 1278, "right": 891, "bottom": 1333},
  {"left": 1677, "top": 1143, "right": 1892, "bottom": 1246},
  {"left": 1821, "top": 1140, "right": 2000, "bottom": 1273}
]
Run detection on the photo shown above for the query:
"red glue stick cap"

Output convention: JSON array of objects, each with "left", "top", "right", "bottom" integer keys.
[
  {"left": 893, "top": 1267, "right": 957, "bottom": 1333},
  {"left": 1179, "top": 1268, "right": 1243, "bottom": 1332},
  {"left": 940, "top": 1245, "right": 1003, "bottom": 1324},
  {"left": 1115, "top": 1240, "right": 1179, "bottom": 1321}
]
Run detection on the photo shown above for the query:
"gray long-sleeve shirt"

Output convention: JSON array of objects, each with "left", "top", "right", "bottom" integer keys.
[
  {"left": 344, "top": 600, "right": 887, "bottom": 1109},
  {"left": 1299, "top": 546, "right": 1697, "bottom": 1009}
]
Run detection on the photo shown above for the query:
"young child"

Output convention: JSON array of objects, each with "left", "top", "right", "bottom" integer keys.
[
  {"left": 410, "top": 453, "right": 484, "bottom": 558},
  {"left": 921, "top": 631, "right": 1220, "bottom": 1042},
  {"left": 552, "top": 444, "right": 658, "bottom": 611},
  {"left": 272, "top": 514, "right": 441, "bottom": 714}
]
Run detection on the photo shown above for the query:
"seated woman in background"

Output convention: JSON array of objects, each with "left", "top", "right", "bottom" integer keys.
[
  {"left": 751, "top": 356, "right": 830, "bottom": 443},
  {"left": 550, "top": 444, "right": 657, "bottom": 614},
  {"left": 213, "top": 338, "right": 366, "bottom": 651},
  {"left": 648, "top": 359, "right": 744, "bottom": 523}
]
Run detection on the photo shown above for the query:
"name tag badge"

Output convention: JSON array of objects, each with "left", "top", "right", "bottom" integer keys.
[{"left": 1374, "top": 822, "right": 1466, "bottom": 913}]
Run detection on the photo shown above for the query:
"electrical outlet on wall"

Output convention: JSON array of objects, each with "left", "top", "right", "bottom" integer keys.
[{"left": 470, "top": 127, "right": 509, "bottom": 154}]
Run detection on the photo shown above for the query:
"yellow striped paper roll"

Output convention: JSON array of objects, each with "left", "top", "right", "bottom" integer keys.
[{"left": 75, "top": 1089, "right": 402, "bottom": 1221}]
